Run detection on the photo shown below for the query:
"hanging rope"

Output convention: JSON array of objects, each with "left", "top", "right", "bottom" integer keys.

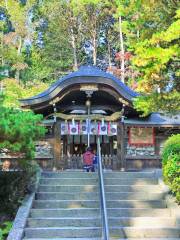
[{"left": 46, "top": 111, "right": 123, "bottom": 121}]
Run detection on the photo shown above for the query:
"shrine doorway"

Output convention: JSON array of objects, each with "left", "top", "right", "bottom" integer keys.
[
  {"left": 63, "top": 135, "right": 117, "bottom": 155},
  {"left": 61, "top": 134, "right": 118, "bottom": 169}
]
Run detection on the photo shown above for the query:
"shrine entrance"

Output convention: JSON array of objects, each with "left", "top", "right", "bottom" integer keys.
[
  {"left": 60, "top": 120, "right": 118, "bottom": 169},
  {"left": 61, "top": 135, "right": 118, "bottom": 170},
  {"left": 21, "top": 66, "right": 140, "bottom": 170},
  {"left": 20, "top": 66, "right": 180, "bottom": 170},
  {"left": 65, "top": 135, "right": 117, "bottom": 156}
]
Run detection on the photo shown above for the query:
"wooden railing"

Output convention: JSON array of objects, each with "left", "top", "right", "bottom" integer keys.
[{"left": 62, "top": 154, "right": 118, "bottom": 170}]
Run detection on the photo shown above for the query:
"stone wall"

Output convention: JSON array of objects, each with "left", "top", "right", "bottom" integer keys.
[
  {"left": 35, "top": 141, "right": 53, "bottom": 159},
  {"left": 126, "top": 144, "right": 155, "bottom": 156}
]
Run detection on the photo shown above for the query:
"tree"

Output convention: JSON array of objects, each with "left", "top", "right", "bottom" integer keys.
[
  {"left": 132, "top": 8, "right": 180, "bottom": 115},
  {"left": 0, "top": 0, "right": 37, "bottom": 82},
  {"left": 72, "top": 0, "right": 112, "bottom": 66},
  {"left": 0, "top": 77, "right": 49, "bottom": 107},
  {"left": 31, "top": 0, "right": 84, "bottom": 80},
  {"left": 0, "top": 105, "right": 46, "bottom": 161}
]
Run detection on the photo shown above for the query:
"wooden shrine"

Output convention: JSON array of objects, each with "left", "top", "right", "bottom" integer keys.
[{"left": 19, "top": 66, "right": 180, "bottom": 170}]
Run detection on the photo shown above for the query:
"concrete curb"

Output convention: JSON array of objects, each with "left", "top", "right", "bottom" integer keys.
[{"left": 7, "top": 168, "right": 42, "bottom": 240}]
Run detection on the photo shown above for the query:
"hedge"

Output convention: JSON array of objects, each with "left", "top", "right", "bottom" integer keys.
[
  {"left": 0, "top": 161, "right": 39, "bottom": 216},
  {"left": 162, "top": 134, "right": 180, "bottom": 204}
]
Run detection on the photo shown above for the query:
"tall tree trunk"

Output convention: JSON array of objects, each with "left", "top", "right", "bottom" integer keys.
[
  {"left": 92, "top": 32, "right": 97, "bottom": 65},
  {"left": 17, "top": 36, "right": 22, "bottom": 55},
  {"left": 4, "top": 0, "right": 8, "bottom": 9},
  {"left": 0, "top": 81, "right": 3, "bottom": 93},
  {"left": 15, "top": 70, "right": 20, "bottom": 83},
  {"left": 16, "top": 36, "right": 22, "bottom": 83},
  {"left": 71, "top": 30, "right": 78, "bottom": 71},
  {"left": 119, "top": 16, "right": 125, "bottom": 83},
  {"left": 137, "top": 29, "right": 140, "bottom": 39},
  {"left": 1, "top": 32, "right": 4, "bottom": 66},
  {"left": 107, "top": 39, "right": 112, "bottom": 68}
]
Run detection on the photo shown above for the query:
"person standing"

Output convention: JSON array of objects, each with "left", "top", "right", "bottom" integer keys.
[
  {"left": 93, "top": 149, "right": 98, "bottom": 171},
  {"left": 83, "top": 147, "right": 95, "bottom": 172}
]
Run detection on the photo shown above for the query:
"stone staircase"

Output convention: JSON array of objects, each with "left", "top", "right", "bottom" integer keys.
[
  {"left": 23, "top": 171, "right": 101, "bottom": 239},
  {"left": 23, "top": 170, "right": 180, "bottom": 239},
  {"left": 104, "top": 171, "right": 180, "bottom": 239}
]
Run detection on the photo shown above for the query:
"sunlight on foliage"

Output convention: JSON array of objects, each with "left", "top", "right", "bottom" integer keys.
[
  {"left": 162, "top": 134, "right": 180, "bottom": 204},
  {"left": 0, "top": 106, "right": 46, "bottom": 160}
]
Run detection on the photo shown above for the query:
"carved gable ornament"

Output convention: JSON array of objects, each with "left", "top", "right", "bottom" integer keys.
[
  {"left": 119, "top": 97, "right": 129, "bottom": 106},
  {"left": 80, "top": 84, "right": 98, "bottom": 91},
  {"left": 80, "top": 84, "right": 98, "bottom": 97}
]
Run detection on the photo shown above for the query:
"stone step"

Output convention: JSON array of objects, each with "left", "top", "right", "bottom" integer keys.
[
  {"left": 23, "top": 238, "right": 180, "bottom": 240},
  {"left": 24, "top": 227, "right": 101, "bottom": 238},
  {"left": 105, "top": 184, "right": 161, "bottom": 192},
  {"left": 110, "top": 227, "right": 180, "bottom": 238},
  {"left": 33, "top": 200, "right": 99, "bottom": 208},
  {"left": 30, "top": 208, "right": 100, "bottom": 218},
  {"left": 40, "top": 178, "right": 98, "bottom": 185},
  {"left": 42, "top": 171, "right": 155, "bottom": 178},
  {"left": 30, "top": 208, "right": 170, "bottom": 218},
  {"left": 40, "top": 177, "right": 158, "bottom": 185},
  {"left": 36, "top": 192, "right": 165, "bottom": 201},
  {"left": 104, "top": 171, "right": 156, "bottom": 178},
  {"left": 27, "top": 217, "right": 175, "bottom": 228},
  {"left": 33, "top": 199, "right": 166, "bottom": 209},
  {"left": 38, "top": 185, "right": 98, "bottom": 193},
  {"left": 38, "top": 184, "right": 161, "bottom": 193},
  {"left": 24, "top": 238, "right": 102, "bottom": 240},
  {"left": 23, "top": 238, "right": 179, "bottom": 240},
  {"left": 106, "top": 200, "right": 166, "bottom": 208},
  {"left": 27, "top": 217, "right": 101, "bottom": 228},
  {"left": 108, "top": 217, "right": 176, "bottom": 227},
  {"left": 107, "top": 208, "right": 171, "bottom": 218},
  {"left": 104, "top": 178, "right": 158, "bottom": 185},
  {"left": 42, "top": 172, "right": 97, "bottom": 178},
  {"left": 24, "top": 227, "right": 180, "bottom": 238},
  {"left": 36, "top": 192, "right": 99, "bottom": 200}
]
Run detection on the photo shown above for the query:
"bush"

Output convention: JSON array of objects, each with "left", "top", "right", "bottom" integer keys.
[
  {"left": 0, "top": 221, "right": 12, "bottom": 240},
  {"left": 162, "top": 134, "right": 180, "bottom": 204},
  {"left": 0, "top": 161, "right": 40, "bottom": 217},
  {"left": 0, "top": 107, "right": 46, "bottom": 161}
]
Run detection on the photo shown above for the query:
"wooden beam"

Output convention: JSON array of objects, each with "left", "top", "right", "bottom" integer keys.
[{"left": 57, "top": 104, "right": 120, "bottom": 113}]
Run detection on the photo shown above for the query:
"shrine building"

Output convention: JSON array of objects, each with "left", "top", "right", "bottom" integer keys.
[{"left": 20, "top": 66, "right": 180, "bottom": 170}]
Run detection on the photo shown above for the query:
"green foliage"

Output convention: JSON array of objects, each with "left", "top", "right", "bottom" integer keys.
[
  {"left": 1, "top": 78, "right": 49, "bottom": 107},
  {"left": 0, "top": 162, "right": 40, "bottom": 216},
  {"left": 0, "top": 0, "right": 37, "bottom": 83},
  {"left": 134, "top": 91, "right": 180, "bottom": 116},
  {"left": 0, "top": 221, "right": 12, "bottom": 240},
  {"left": 0, "top": 0, "right": 179, "bottom": 113},
  {"left": 131, "top": 6, "right": 180, "bottom": 114},
  {"left": 162, "top": 134, "right": 180, "bottom": 204},
  {"left": 0, "top": 106, "right": 46, "bottom": 160}
]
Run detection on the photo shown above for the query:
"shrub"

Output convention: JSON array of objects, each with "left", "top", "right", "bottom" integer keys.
[
  {"left": 0, "top": 221, "right": 12, "bottom": 240},
  {"left": 162, "top": 134, "right": 180, "bottom": 204},
  {"left": 0, "top": 161, "right": 40, "bottom": 217},
  {"left": 0, "top": 107, "right": 46, "bottom": 161}
]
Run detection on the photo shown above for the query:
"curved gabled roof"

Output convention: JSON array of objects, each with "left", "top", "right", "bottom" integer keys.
[
  {"left": 124, "top": 113, "right": 180, "bottom": 127},
  {"left": 20, "top": 65, "right": 139, "bottom": 107}
]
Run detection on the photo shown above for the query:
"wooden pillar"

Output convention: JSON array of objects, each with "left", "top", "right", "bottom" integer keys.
[
  {"left": 117, "top": 120, "right": 126, "bottom": 170},
  {"left": 53, "top": 120, "right": 62, "bottom": 169},
  {"left": 109, "top": 136, "right": 113, "bottom": 155}
]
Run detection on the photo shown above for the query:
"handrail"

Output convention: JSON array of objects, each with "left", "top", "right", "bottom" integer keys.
[{"left": 97, "top": 136, "right": 109, "bottom": 240}]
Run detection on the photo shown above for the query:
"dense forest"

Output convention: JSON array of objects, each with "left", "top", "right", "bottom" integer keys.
[{"left": 0, "top": 0, "right": 179, "bottom": 114}]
